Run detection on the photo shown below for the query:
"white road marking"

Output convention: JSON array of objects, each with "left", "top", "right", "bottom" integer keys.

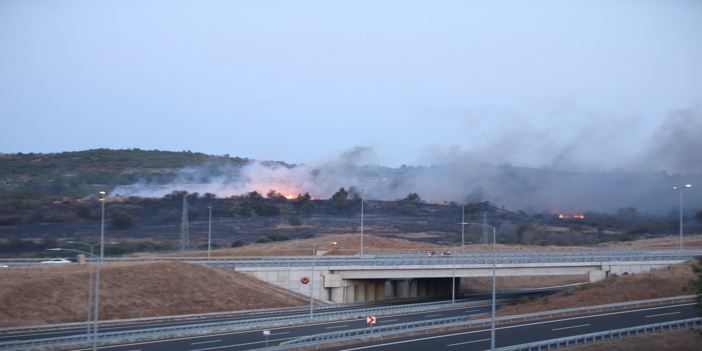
[
  {"left": 425, "top": 314, "right": 442, "bottom": 318},
  {"left": 332, "top": 303, "right": 695, "bottom": 351},
  {"left": 464, "top": 309, "right": 481, "bottom": 313},
  {"left": 272, "top": 331, "right": 291, "bottom": 335},
  {"left": 447, "top": 338, "right": 490, "bottom": 346},
  {"left": 552, "top": 324, "right": 590, "bottom": 331},
  {"left": 646, "top": 312, "right": 680, "bottom": 318},
  {"left": 378, "top": 319, "right": 399, "bottom": 323},
  {"left": 326, "top": 325, "right": 349, "bottom": 329},
  {"left": 191, "top": 340, "right": 221, "bottom": 345}
]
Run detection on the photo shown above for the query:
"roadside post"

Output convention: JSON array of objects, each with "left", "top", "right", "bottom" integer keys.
[
  {"left": 367, "top": 316, "right": 376, "bottom": 333},
  {"left": 263, "top": 330, "right": 270, "bottom": 347}
]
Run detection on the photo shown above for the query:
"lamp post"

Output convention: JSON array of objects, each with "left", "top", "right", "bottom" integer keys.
[
  {"left": 67, "top": 241, "right": 117, "bottom": 257},
  {"left": 460, "top": 204, "right": 467, "bottom": 253},
  {"left": 300, "top": 242, "right": 336, "bottom": 317},
  {"left": 673, "top": 184, "right": 692, "bottom": 252},
  {"left": 99, "top": 191, "right": 106, "bottom": 259},
  {"left": 463, "top": 223, "right": 497, "bottom": 351},
  {"left": 360, "top": 189, "right": 365, "bottom": 255},
  {"left": 48, "top": 248, "right": 100, "bottom": 351},
  {"left": 208, "top": 206, "right": 212, "bottom": 260}
]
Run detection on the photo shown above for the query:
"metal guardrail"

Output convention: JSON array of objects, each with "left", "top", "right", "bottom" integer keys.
[
  {"left": 0, "top": 298, "right": 506, "bottom": 351},
  {"left": 3, "top": 248, "right": 702, "bottom": 266},
  {"left": 270, "top": 295, "right": 698, "bottom": 350},
  {"left": 497, "top": 317, "right": 702, "bottom": 351},
  {"left": 0, "top": 289, "right": 531, "bottom": 335}
]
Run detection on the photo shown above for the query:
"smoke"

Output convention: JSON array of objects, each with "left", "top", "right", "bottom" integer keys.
[
  {"left": 111, "top": 106, "right": 702, "bottom": 215},
  {"left": 635, "top": 103, "right": 702, "bottom": 174}
]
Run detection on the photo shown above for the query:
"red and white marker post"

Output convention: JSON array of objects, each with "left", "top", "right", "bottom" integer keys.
[{"left": 367, "top": 316, "right": 376, "bottom": 333}]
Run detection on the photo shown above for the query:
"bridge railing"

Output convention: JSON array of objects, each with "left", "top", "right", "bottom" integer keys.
[{"left": 2, "top": 247, "right": 702, "bottom": 266}]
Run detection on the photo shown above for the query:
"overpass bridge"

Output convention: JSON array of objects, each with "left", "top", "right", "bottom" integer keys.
[{"left": 197, "top": 248, "right": 702, "bottom": 303}]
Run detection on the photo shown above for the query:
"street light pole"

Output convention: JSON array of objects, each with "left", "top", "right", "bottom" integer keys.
[
  {"left": 673, "top": 185, "right": 692, "bottom": 252},
  {"left": 48, "top": 248, "right": 100, "bottom": 350},
  {"left": 208, "top": 206, "right": 212, "bottom": 260},
  {"left": 462, "top": 222, "right": 497, "bottom": 351},
  {"left": 360, "top": 189, "right": 365, "bottom": 255},
  {"left": 461, "top": 204, "right": 466, "bottom": 253},
  {"left": 99, "top": 192, "right": 106, "bottom": 259},
  {"left": 301, "top": 242, "right": 336, "bottom": 317}
]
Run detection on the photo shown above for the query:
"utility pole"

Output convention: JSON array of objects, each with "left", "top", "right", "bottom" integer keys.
[{"left": 180, "top": 195, "right": 190, "bottom": 252}]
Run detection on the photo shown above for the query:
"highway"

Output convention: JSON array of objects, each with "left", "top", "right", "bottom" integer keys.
[
  {"left": 15, "top": 300, "right": 693, "bottom": 351},
  {"left": 319, "top": 302, "right": 697, "bottom": 351},
  {"left": 0, "top": 289, "right": 558, "bottom": 346},
  {"left": 65, "top": 305, "right": 496, "bottom": 351}
]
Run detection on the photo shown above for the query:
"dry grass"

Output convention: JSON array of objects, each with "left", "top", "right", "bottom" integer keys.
[
  {"left": 566, "top": 327, "right": 702, "bottom": 351},
  {"left": 484, "top": 260, "right": 698, "bottom": 318},
  {"left": 2, "top": 233, "right": 700, "bottom": 343},
  {"left": 0, "top": 261, "right": 310, "bottom": 327}
]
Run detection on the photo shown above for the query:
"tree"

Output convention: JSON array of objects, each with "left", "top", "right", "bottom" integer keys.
[
  {"left": 231, "top": 240, "right": 248, "bottom": 248},
  {"left": 289, "top": 216, "right": 302, "bottom": 226},
  {"left": 402, "top": 203, "right": 418, "bottom": 215},
  {"left": 330, "top": 187, "right": 350, "bottom": 214},
  {"left": 111, "top": 211, "right": 135, "bottom": 230},
  {"left": 301, "top": 201, "right": 316, "bottom": 217},
  {"left": 400, "top": 193, "right": 422, "bottom": 204}
]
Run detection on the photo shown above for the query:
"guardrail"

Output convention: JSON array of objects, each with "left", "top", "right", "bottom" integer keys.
[
  {"left": 2, "top": 247, "right": 702, "bottom": 266},
  {"left": 0, "top": 298, "right": 509, "bottom": 351},
  {"left": 0, "top": 288, "right": 547, "bottom": 335},
  {"left": 270, "top": 295, "right": 697, "bottom": 350},
  {"left": 498, "top": 317, "right": 702, "bottom": 351}
]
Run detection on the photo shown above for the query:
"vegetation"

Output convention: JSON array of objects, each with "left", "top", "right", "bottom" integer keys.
[{"left": 1, "top": 149, "right": 701, "bottom": 257}]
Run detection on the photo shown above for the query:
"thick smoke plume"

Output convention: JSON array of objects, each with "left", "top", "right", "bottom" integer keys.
[{"left": 112, "top": 106, "right": 702, "bottom": 215}]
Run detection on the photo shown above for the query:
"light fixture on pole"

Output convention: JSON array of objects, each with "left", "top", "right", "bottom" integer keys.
[
  {"left": 67, "top": 241, "right": 117, "bottom": 257},
  {"left": 360, "top": 189, "right": 365, "bottom": 255},
  {"left": 305, "top": 241, "right": 337, "bottom": 317},
  {"left": 48, "top": 248, "right": 100, "bottom": 350},
  {"left": 462, "top": 222, "right": 498, "bottom": 351},
  {"left": 673, "top": 184, "right": 692, "bottom": 252},
  {"left": 208, "top": 206, "right": 212, "bottom": 260}
]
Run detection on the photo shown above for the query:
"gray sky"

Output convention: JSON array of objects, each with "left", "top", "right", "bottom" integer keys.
[{"left": 2, "top": 0, "right": 701, "bottom": 173}]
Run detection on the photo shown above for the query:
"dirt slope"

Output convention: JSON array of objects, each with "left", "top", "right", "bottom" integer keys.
[
  {"left": 1, "top": 234, "right": 698, "bottom": 328},
  {"left": 0, "top": 261, "right": 309, "bottom": 327}
]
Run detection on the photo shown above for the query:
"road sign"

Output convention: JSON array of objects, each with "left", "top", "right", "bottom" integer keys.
[
  {"left": 301, "top": 277, "right": 310, "bottom": 284},
  {"left": 366, "top": 316, "right": 376, "bottom": 324},
  {"left": 263, "top": 330, "right": 270, "bottom": 335}
]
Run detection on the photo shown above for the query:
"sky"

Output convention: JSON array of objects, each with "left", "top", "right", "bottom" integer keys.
[{"left": 2, "top": 1, "right": 702, "bottom": 175}]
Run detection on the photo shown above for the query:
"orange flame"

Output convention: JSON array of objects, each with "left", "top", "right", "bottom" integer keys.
[
  {"left": 559, "top": 214, "right": 584, "bottom": 219},
  {"left": 286, "top": 195, "right": 295, "bottom": 199}
]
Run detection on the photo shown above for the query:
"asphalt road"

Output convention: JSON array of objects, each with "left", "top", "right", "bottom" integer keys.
[
  {"left": 321, "top": 302, "right": 698, "bottom": 351},
  {"left": 2, "top": 289, "right": 551, "bottom": 345},
  {"left": 43, "top": 302, "right": 697, "bottom": 351},
  {"left": 59, "top": 305, "right": 495, "bottom": 351}
]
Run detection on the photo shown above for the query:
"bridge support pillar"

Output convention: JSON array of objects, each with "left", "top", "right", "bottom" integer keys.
[
  {"left": 355, "top": 284, "right": 366, "bottom": 301},
  {"left": 376, "top": 281, "right": 386, "bottom": 300},
  {"left": 395, "top": 279, "right": 410, "bottom": 298},
  {"left": 365, "top": 283, "right": 376, "bottom": 301},
  {"left": 418, "top": 279, "right": 427, "bottom": 297},
  {"left": 589, "top": 270, "right": 606, "bottom": 282},
  {"left": 409, "top": 279, "right": 418, "bottom": 297}
]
